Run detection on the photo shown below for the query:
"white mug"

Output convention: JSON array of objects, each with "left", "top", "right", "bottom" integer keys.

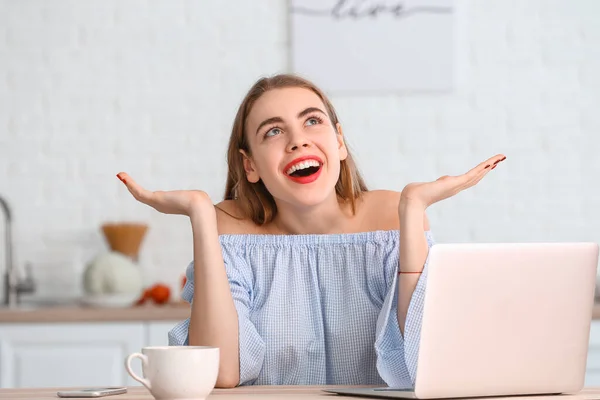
[{"left": 125, "top": 346, "right": 220, "bottom": 400}]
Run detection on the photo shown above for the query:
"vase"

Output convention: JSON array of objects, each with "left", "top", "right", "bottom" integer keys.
[{"left": 82, "top": 222, "right": 148, "bottom": 299}]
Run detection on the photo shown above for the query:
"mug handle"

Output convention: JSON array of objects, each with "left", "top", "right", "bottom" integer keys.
[{"left": 125, "top": 352, "right": 152, "bottom": 391}]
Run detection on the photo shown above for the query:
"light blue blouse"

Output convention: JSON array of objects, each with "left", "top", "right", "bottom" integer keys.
[{"left": 168, "top": 230, "right": 435, "bottom": 388}]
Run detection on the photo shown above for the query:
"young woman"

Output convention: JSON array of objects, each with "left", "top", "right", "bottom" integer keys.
[{"left": 117, "top": 74, "right": 505, "bottom": 389}]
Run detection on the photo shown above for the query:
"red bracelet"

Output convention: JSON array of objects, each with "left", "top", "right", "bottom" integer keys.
[{"left": 398, "top": 270, "right": 423, "bottom": 274}]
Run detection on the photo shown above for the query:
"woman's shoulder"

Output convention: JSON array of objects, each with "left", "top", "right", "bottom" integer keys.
[
  {"left": 214, "top": 192, "right": 402, "bottom": 235},
  {"left": 360, "top": 190, "right": 430, "bottom": 231},
  {"left": 361, "top": 189, "right": 402, "bottom": 208},
  {"left": 213, "top": 190, "right": 428, "bottom": 235},
  {"left": 213, "top": 199, "right": 264, "bottom": 235},
  {"left": 359, "top": 190, "right": 402, "bottom": 231}
]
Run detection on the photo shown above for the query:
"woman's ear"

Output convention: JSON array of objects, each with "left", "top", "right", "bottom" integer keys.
[
  {"left": 336, "top": 123, "right": 348, "bottom": 161},
  {"left": 239, "top": 149, "right": 260, "bottom": 183}
]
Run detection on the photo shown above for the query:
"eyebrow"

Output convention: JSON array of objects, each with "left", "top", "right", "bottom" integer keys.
[{"left": 255, "top": 107, "right": 327, "bottom": 135}]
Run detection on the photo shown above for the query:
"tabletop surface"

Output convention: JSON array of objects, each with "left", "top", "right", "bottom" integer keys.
[{"left": 2, "top": 386, "right": 600, "bottom": 400}]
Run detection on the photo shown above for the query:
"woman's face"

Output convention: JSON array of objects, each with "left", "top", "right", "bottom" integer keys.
[{"left": 242, "top": 87, "right": 348, "bottom": 209}]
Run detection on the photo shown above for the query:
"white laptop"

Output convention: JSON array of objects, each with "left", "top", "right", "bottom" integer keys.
[{"left": 326, "top": 242, "right": 599, "bottom": 399}]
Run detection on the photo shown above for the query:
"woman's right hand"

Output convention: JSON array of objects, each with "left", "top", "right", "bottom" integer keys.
[{"left": 116, "top": 172, "right": 212, "bottom": 217}]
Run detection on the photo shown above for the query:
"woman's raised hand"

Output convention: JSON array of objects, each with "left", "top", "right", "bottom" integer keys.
[
  {"left": 116, "top": 172, "right": 212, "bottom": 217},
  {"left": 400, "top": 154, "right": 506, "bottom": 209}
]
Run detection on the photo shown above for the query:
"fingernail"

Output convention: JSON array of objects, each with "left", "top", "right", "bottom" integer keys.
[
  {"left": 485, "top": 164, "right": 491, "bottom": 169},
  {"left": 491, "top": 165, "right": 497, "bottom": 170},
  {"left": 116, "top": 174, "right": 126, "bottom": 184}
]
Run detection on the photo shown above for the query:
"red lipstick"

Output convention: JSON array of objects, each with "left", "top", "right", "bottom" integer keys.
[
  {"left": 283, "top": 155, "right": 323, "bottom": 185},
  {"left": 283, "top": 156, "right": 323, "bottom": 174}
]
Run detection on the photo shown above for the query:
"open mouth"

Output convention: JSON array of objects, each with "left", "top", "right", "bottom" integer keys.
[
  {"left": 288, "top": 165, "right": 321, "bottom": 178},
  {"left": 284, "top": 159, "right": 323, "bottom": 184}
]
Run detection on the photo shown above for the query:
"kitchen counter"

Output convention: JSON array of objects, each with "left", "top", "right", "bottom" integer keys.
[
  {"left": 0, "top": 302, "right": 190, "bottom": 323},
  {"left": 0, "top": 385, "right": 381, "bottom": 399},
  {"left": 2, "top": 302, "right": 600, "bottom": 324},
  {"left": 3, "top": 386, "right": 600, "bottom": 400}
]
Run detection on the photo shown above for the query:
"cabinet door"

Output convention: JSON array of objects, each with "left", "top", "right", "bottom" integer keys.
[
  {"left": 586, "top": 321, "right": 600, "bottom": 386},
  {"left": 0, "top": 322, "right": 145, "bottom": 388},
  {"left": 146, "top": 321, "right": 179, "bottom": 346}
]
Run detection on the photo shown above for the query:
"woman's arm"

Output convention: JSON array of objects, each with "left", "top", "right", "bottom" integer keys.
[
  {"left": 115, "top": 173, "right": 241, "bottom": 388},
  {"left": 395, "top": 154, "right": 506, "bottom": 334},
  {"left": 188, "top": 201, "right": 240, "bottom": 388},
  {"left": 397, "top": 199, "right": 429, "bottom": 335}
]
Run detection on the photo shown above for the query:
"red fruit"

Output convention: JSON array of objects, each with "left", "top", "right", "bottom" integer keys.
[{"left": 150, "top": 284, "right": 170, "bottom": 305}]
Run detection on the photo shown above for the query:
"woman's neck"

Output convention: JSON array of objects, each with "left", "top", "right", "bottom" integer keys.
[{"left": 269, "top": 195, "right": 356, "bottom": 235}]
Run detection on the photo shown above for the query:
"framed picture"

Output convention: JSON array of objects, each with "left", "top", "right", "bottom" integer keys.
[{"left": 290, "top": 0, "right": 455, "bottom": 94}]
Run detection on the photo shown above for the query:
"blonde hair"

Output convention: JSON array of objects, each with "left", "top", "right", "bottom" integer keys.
[{"left": 223, "top": 73, "right": 368, "bottom": 225}]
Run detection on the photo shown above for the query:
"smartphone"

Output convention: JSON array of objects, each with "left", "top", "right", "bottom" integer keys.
[{"left": 57, "top": 387, "right": 127, "bottom": 398}]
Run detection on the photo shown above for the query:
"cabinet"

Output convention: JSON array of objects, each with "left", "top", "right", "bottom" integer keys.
[
  {"left": 3, "top": 320, "right": 600, "bottom": 389},
  {"left": 147, "top": 321, "right": 178, "bottom": 346},
  {"left": 0, "top": 321, "right": 179, "bottom": 389}
]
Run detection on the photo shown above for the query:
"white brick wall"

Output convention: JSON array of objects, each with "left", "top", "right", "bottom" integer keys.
[{"left": 0, "top": 0, "right": 599, "bottom": 299}]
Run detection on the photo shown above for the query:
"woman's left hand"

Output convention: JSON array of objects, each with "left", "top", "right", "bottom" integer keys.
[{"left": 400, "top": 154, "right": 506, "bottom": 210}]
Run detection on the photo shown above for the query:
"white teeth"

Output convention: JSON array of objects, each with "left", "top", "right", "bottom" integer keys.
[{"left": 286, "top": 159, "right": 321, "bottom": 175}]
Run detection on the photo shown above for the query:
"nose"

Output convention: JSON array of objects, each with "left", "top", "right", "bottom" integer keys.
[{"left": 286, "top": 131, "right": 311, "bottom": 152}]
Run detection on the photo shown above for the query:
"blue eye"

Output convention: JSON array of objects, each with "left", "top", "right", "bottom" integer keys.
[
  {"left": 305, "top": 115, "right": 323, "bottom": 126},
  {"left": 265, "top": 127, "right": 282, "bottom": 137}
]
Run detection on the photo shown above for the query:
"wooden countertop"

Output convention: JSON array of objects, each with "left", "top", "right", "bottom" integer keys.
[
  {"left": 2, "top": 385, "right": 600, "bottom": 400},
  {"left": 0, "top": 385, "right": 358, "bottom": 399},
  {"left": 0, "top": 302, "right": 191, "bottom": 323},
  {"left": 1, "top": 302, "right": 600, "bottom": 324}
]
